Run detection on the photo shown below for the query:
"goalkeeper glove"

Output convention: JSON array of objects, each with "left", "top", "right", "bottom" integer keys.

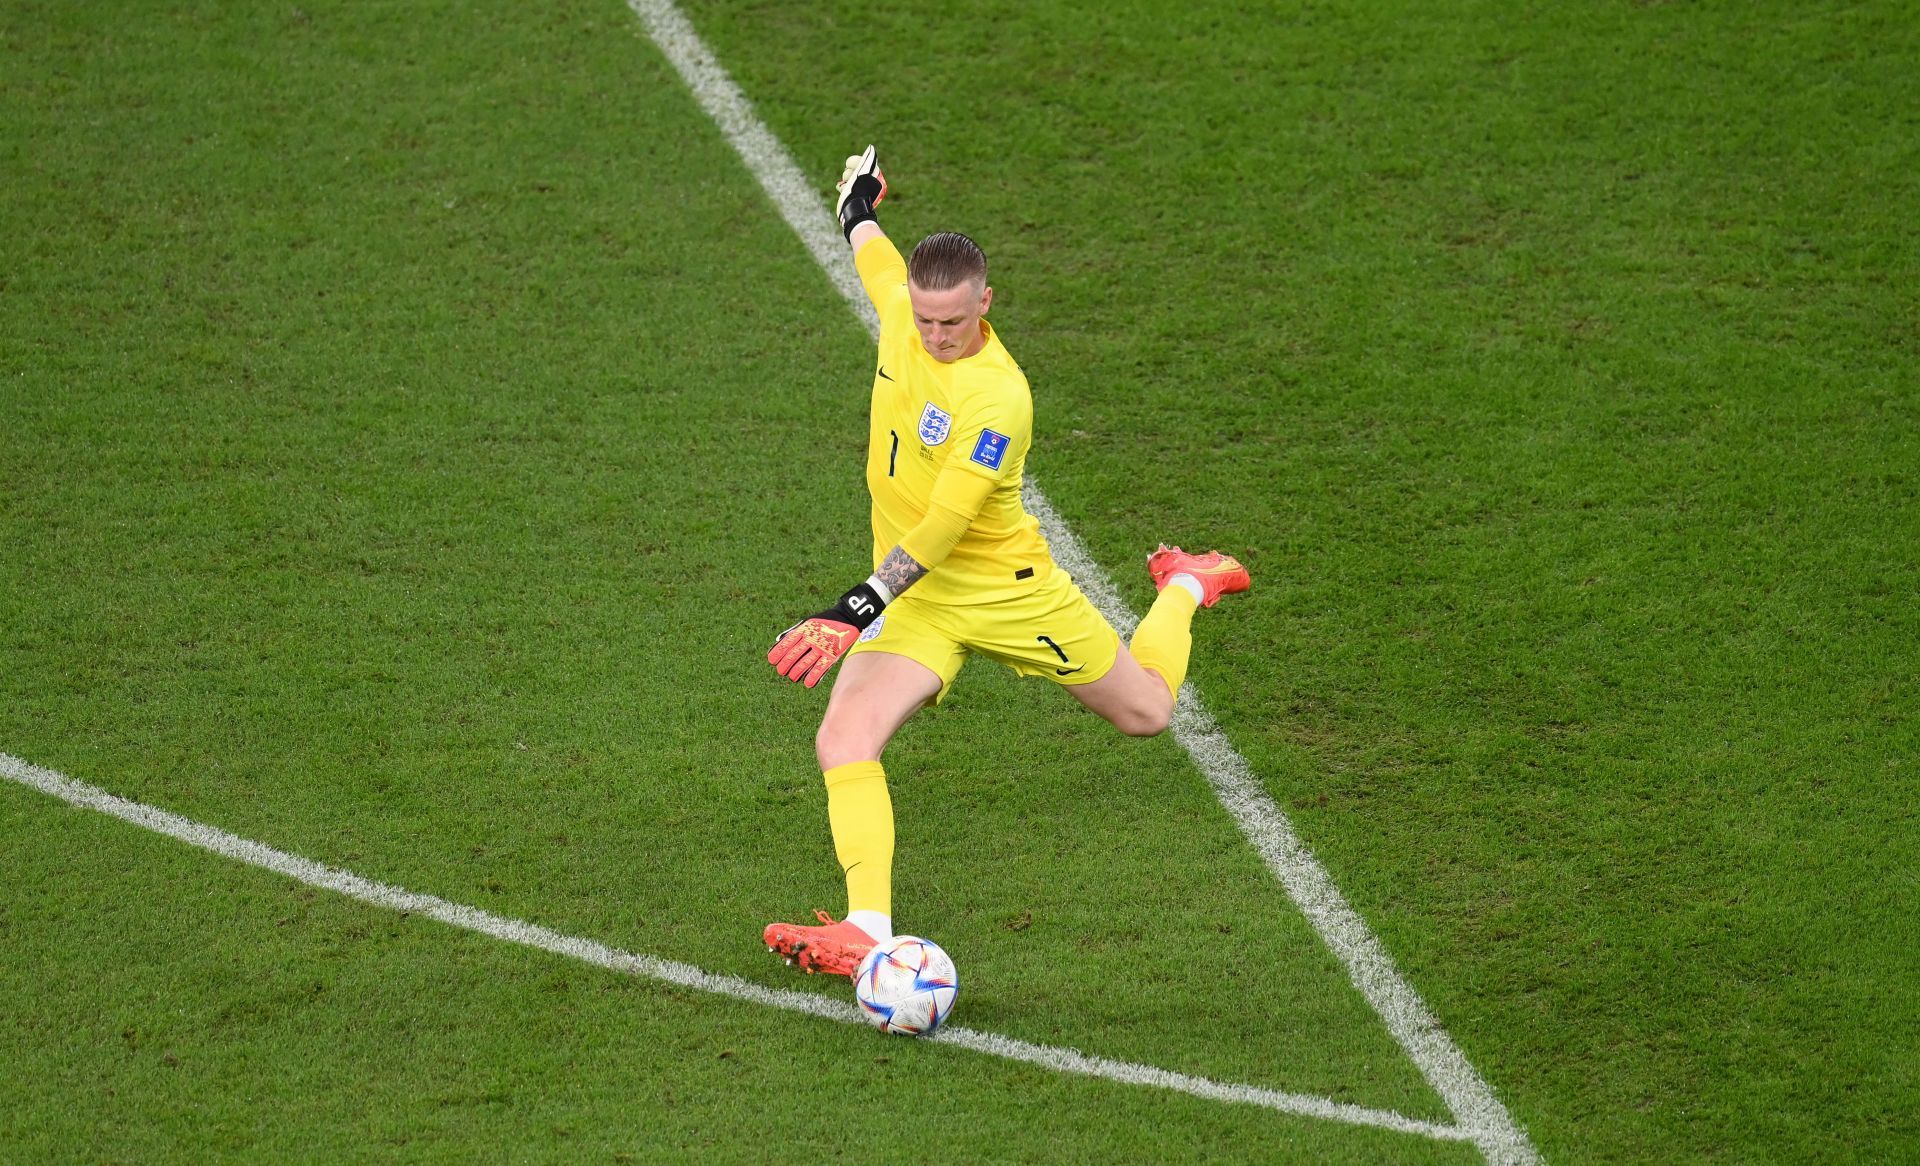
[
  {"left": 835, "top": 145, "right": 887, "bottom": 241},
  {"left": 768, "top": 577, "right": 892, "bottom": 689}
]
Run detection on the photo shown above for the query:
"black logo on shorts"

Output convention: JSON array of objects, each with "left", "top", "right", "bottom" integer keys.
[{"left": 1038, "top": 634, "right": 1083, "bottom": 675}]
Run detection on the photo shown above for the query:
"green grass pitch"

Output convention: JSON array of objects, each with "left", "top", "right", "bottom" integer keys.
[{"left": 3, "top": 0, "right": 1916, "bottom": 1161}]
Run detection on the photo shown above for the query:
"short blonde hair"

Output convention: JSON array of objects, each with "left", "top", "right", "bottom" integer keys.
[{"left": 908, "top": 231, "right": 987, "bottom": 292}]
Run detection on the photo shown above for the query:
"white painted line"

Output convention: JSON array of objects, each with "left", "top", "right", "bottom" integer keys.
[
  {"left": 625, "top": 0, "right": 876, "bottom": 341},
  {"left": 1, "top": 751, "right": 1464, "bottom": 1146},
  {"left": 620, "top": 4, "right": 1541, "bottom": 1162},
  {"left": 1027, "top": 500, "right": 1542, "bottom": 1166}
]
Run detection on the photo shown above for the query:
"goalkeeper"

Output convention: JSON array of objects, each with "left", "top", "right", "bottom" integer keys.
[{"left": 764, "top": 146, "right": 1250, "bottom": 976}]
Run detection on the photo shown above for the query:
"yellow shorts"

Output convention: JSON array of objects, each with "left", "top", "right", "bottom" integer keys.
[{"left": 847, "top": 569, "right": 1120, "bottom": 702}]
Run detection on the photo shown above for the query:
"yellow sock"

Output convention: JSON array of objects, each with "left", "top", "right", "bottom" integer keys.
[
  {"left": 823, "top": 761, "right": 893, "bottom": 917},
  {"left": 1130, "top": 584, "right": 1199, "bottom": 700}
]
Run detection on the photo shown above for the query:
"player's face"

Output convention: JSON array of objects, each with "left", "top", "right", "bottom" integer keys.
[{"left": 908, "top": 280, "right": 993, "bottom": 363}]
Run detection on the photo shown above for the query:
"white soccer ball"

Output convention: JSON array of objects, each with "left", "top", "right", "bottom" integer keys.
[{"left": 853, "top": 935, "right": 959, "bottom": 1036}]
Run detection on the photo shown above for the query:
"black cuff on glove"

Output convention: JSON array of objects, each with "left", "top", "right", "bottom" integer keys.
[
  {"left": 829, "top": 581, "right": 888, "bottom": 630},
  {"left": 839, "top": 191, "right": 879, "bottom": 241}
]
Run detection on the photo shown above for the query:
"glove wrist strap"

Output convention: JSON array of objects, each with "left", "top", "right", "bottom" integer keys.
[
  {"left": 834, "top": 580, "right": 888, "bottom": 630},
  {"left": 839, "top": 195, "right": 877, "bottom": 240}
]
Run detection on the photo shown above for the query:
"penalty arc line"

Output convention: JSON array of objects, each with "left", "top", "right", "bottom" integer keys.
[
  {"left": 0, "top": 751, "right": 1466, "bottom": 1147},
  {"left": 620, "top": 2, "right": 1541, "bottom": 1163}
]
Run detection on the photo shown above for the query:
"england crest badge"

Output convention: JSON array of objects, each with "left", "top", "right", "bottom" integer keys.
[{"left": 918, "top": 401, "right": 952, "bottom": 446}]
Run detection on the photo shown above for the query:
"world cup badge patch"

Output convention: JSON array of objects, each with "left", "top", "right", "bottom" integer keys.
[
  {"left": 918, "top": 401, "right": 952, "bottom": 446},
  {"left": 969, "top": 428, "right": 1009, "bottom": 471}
]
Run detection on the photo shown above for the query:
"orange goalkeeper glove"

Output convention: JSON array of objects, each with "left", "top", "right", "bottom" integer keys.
[{"left": 768, "top": 579, "right": 890, "bottom": 688}]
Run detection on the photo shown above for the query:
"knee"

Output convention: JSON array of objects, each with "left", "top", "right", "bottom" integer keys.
[
  {"left": 816, "top": 716, "right": 878, "bottom": 771},
  {"left": 1113, "top": 703, "right": 1172, "bottom": 738},
  {"left": 814, "top": 719, "right": 845, "bottom": 770}
]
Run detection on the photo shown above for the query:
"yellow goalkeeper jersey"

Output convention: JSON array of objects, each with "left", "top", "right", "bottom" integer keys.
[{"left": 855, "top": 235, "right": 1054, "bottom": 606}]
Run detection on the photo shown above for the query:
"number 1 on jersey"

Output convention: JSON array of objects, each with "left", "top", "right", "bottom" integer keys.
[{"left": 889, "top": 429, "right": 899, "bottom": 477}]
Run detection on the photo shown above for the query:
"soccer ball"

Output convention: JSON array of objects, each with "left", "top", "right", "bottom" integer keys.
[{"left": 853, "top": 935, "right": 959, "bottom": 1036}]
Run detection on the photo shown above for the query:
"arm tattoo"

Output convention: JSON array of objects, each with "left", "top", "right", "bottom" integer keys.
[{"left": 874, "top": 545, "right": 930, "bottom": 599}]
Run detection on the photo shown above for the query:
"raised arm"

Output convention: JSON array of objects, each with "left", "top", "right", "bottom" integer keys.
[{"left": 836, "top": 145, "right": 888, "bottom": 253}]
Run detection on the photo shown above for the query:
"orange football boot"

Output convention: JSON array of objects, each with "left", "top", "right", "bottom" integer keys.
[
  {"left": 1146, "top": 545, "right": 1251, "bottom": 608},
  {"left": 764, "top": 910, "right": 877, "bottom": 978}
]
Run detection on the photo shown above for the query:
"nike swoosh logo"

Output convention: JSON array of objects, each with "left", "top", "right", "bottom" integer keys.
[
  {"left": 877, "top": 366, "right": 893, "bottom": 381},
  {"left": 1055, "top": 665, "right": 1086, "bottom": 676}
]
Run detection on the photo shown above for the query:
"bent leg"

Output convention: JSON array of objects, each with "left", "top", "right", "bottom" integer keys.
[
  {"left": 1068, "top": 583, "right": 1202, "bottom": 736},
  {"left": 1128, "top": 582, "right": 1199, "bottom": 699},
  {"left": 1066, "top": 641, "right": 1177, "bottom": 736}
]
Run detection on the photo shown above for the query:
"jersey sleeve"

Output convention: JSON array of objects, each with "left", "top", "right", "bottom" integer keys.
[
  {"left": 944, "top": 369, "right": 1033, "bottom": 483},
  {"left": 854, "top": 235, "right": 911, "bottom": 333},
  {"left": 897, "top": 466, "right": 997, "bottom": 569}
]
